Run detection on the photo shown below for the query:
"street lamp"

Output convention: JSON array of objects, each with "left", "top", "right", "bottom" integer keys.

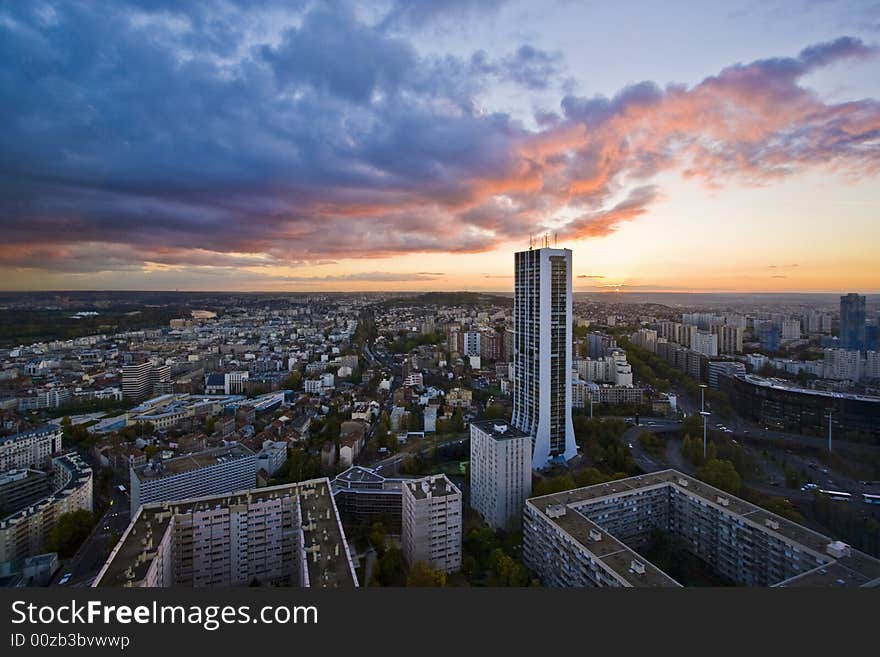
[
  {"left": 699, "top": 383, "right": 707, "bottom": 414},
  {"left": 700, "top": 411, "right": 711, "bottom": 460}
]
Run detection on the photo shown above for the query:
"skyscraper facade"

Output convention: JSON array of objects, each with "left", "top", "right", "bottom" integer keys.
[
  {"left": 512, "top": 247, "right": 577, "bottom": 468},
  {"left": 840, "top": 293, "right": 866, "bottom": 351}
]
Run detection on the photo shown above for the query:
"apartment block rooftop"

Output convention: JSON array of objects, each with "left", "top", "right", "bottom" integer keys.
[
  {"left": 404, "top": 474, "right": 461, "bottom": 500},
  {"left": 528, "top": 469, "right": 880, "bottom": 588},
  {"left": 94, "top": 478, "right": 357, "bottom": 589},
  {"left": 470, "top": 419, "right": 530, "bottom": 440},
  {"left": 132, "top": 443, "right": 254, "bottom": 481}
]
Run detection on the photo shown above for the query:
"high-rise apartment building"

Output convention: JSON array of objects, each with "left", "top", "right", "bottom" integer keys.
[
  {"left": 712, "top": 324, "right": 743, "bottom": 355},
  {"left": 840, "top": 293, "right": 867, "bottom": 351},
  {"left": 512, "top": 247, "right": 577, "bottom": 468},
  {"left": 401, "top": 475, "right": 462, "bottom": 573},
  {"left": 122, "top": 361, "right": 153, "bottom": 401},
  {"left": 470, "top": 421, "right": 532, "bottom": 530},
  {"left": 94, "top": 478, "right": 357, "bottom": 588}
]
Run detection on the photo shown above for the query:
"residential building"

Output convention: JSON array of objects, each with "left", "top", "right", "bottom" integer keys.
[
  {"left": 469, "top": 421, "right": 532, "bottom": 530},
  {"left": 512, "top": 247, "right": 577, "bottom": 468},
  {"left": 130, "top": 444, "right": 257, "bottom": 517},
  {"left": 0, "top": 454, "right": 93, "bottom": 567},
  {"left": 401, "top": 475, "right": 462, "bottom": 573},
  {"left": 0, "top": 425, "right": 63, "bottom": 472},
  {"left": 122, "top": 362, "right": 153, "bottom": 401},
  {"left": 93, "top": 478, "right": 357, "bottom": 588},
  {"left": 523, "top": 469, "right": 880, "bottom": 588}
]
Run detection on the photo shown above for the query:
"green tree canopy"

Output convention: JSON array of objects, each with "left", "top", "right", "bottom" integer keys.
[{"left": 46, "top": 509, "right": 95, "bottom": 558}]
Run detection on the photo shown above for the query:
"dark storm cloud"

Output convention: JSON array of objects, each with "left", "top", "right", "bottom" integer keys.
[{"left": 0, "top": 1, "right": 878, "bottom": 280}]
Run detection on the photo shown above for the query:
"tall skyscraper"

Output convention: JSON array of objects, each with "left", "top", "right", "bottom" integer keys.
[
  {"left": 840, "top": 293, "right": 866, "bottom": 351},
  {"left": 512, "top": 246, "right": 577, "bottom": 468}
]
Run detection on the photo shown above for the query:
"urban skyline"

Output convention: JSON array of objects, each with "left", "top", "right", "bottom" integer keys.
[{"left": 2, "top": 2, "right": 880, "bottom": 293}]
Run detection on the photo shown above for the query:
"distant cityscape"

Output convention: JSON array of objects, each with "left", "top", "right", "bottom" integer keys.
[{"left": 0, "top": 244, "right": 878, "bottom": 589}]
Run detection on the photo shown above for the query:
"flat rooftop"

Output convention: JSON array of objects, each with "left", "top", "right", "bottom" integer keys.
[
  {"left": 737, "top": 374, "right": 880, "bottom": 404},
  {"left": 529, "top": 469, "right": 880, "bottom": 588},
  {"left": 133, "top": 444, "right": 254, "bottom": 481},
  {"left": 405, "top": 474, "right": 460, "bottom": 500},
  {"left": 95, "top": 478, "right": 356, "bottom": 589},
  {"left": 470, "top": 419, "right": 530, "bottom": 440}
]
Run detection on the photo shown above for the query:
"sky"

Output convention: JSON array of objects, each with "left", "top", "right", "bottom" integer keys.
[{"left": 1, "top": 0, "right": 879, "bottom": 293}]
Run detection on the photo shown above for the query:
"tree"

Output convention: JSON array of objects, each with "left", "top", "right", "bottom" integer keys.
[
  {"left": 407, "top": 561, "right": 447, "bottom": 587},
  {"left": 369, "top": 521, "right": 387, "bottom": 557},
  {"left": 487, "top": 548, "right": 531, "bottom": 586},
  {"left": 376, "top": 547, "right": 406, "bottom": 587},
  {"left": 46, "top": 509, "right": 95, "bottom": 558},
  {"left": 282, "top": 369, "right": 302, "bottom": 390},
  {"left": 483, "top": 404, "right": 507, "bottom": 421},
  {"left": 696, "top": 459, "right": 741, "bottom": 494}
]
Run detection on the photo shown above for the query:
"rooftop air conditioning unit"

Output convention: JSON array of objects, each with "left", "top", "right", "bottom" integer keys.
[
  {"left": 630, "top": 560, "right": 646, "bottom": 575},
  {"left": 716, "top": 496, "right": 729, "bottom": 507},
  {"left": 589, "top": 529, "right": 602, "bottom": 542},
  {"left": 826, "top": 541, "right": 851, "bottom": 558},
  {"left": 765, "top": 519, "right": 780, "bottom": 530}
]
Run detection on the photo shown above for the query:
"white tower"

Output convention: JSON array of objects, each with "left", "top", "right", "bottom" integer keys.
[{"left": 511, "top": 245, "right": 577, "bottom": 468}]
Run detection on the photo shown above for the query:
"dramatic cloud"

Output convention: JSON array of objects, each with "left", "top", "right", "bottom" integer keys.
[{"left": 0, "top": 2, "right": 878, "bottom": 284}]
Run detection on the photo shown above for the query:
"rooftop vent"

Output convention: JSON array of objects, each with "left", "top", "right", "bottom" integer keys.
[
  {"left": 630, "top": 560, "right": 646, "bottom": 575},
  {"left": 493, "top": 423, "right": 508, "bottom": 434},
  {"left": 546, "top": 504, "right": 566, "bottom": 518},
  {"left": 826, "top": 541, "right": 851, "bottom": 558},
  {"left": 716, "top": 496, "right": 729, "bottom": 507},
  {"left": 765, "top": 519, "right": 780, "bottom": 530},
  {"left": 677, "top": 478, "right": 689, "bottom": 487},
  {"left": 589, "top": 529, "right": 602, "bottom": 542}
]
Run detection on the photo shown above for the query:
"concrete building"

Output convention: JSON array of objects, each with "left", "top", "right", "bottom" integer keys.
[
  {"left": 331, "top": 466, "right": 408, "bottom": 534},
  {"left": 712, "top": 325, "right": 743, "bottom": 354},
  {"left": 524, "top": 470, "right": 880, "bottom": 588},
  {"left": 94, "top": 478, "right": 357, "bottom": 588},
  {"left": 512, "top": 247, "right": 577, "bottom": 467},
  {"left": 823, "top": 348, "right": 862, "bottom": 381},
  {"left": 463, "top": 331, "right": 482, "bottom": 357},
  {"left": 130, "top": 444, "right": 257, "bottom": 517},
  {"left": 722, "top": 374, "right": 880, "bottom": 438},
  {"left": 691, "top": 331, "right": 718, "bottom": 358},
  {"left": 470, "top": 421, "right": 532, "bottom": 530},
  {"left": 224, "top": 371, "right": 249, "bottom": 395},
  {"left": 840, "top": 293, "right": 867, "bottom": 352},
  {"left": 630, "top": 328, "right": 657, "bottom": 353},
  {"left": 781, "top": 319, "right": 801, "bottom": 341},
  {"left": 0, "top": 454, "right": 93, "bottom": 567},
  {"left": 402, "top": 474, "right": 462, "bottom": 573},
  {"left": 0, "top": 425, "right": 63, "bottom": 472},
  {"left": 122, "top": 362, "right": 153, "bottom": 401},
  {"left": 707, "top": 361, "right": 747, "bottom": 389}
]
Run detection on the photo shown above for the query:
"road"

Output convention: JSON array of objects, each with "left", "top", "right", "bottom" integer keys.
[
  {"left": 54, "top": 484, "right": 131, "bottom": 587},
  {"left": 369, "top": 434, "right": 469, "bottom": 476}
]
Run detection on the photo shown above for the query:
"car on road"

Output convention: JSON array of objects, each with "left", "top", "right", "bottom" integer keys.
[
  {"left": 627, "top": 443, "right": 633, "bottom": 449},
  {"left": 801, "top": 483, "right": 819, "bottom": 491},
  {"left": 58, "top": 573, "right": 72, "bottom": 585}
]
